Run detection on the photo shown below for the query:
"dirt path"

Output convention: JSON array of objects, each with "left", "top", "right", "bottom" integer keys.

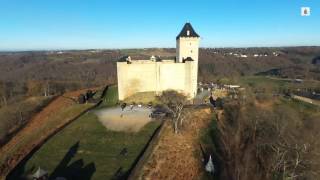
[
  {"left": 140, "top": 107, "right": 213, "bottom": 180},
  {"left": 94, "top": 106, "right": 153, "bottom": 132},
  {"left": 0, "top": 89, "right": 96, "bottom": 178}
]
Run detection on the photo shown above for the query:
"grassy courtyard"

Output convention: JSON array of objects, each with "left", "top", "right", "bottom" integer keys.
[{"left": 8, "top": 86, "right": 161, "bottom": 180}]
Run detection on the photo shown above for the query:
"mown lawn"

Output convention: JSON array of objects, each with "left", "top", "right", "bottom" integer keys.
[
  {"left": 238, "top": 76, "right": 291, "bottom": 89},
  {"left": 124, "top": 92, "right": 159, "bottom": 104},
  {"left": 98, "top": 85, "right": 119, "bottom": 108},
  {"left": 280, "top": 97, "right": 320, "bottom": 115},
  {"left": 8, "top": 85, "right": 161, "bottom": 180}
]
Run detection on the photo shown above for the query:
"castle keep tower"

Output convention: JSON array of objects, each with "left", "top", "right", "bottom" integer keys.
[
  {"left": 117, "top": 23, "right": 200, "bottom": 100},
  {"left": 176, "top": 23, "right": 200, "bottom": 97},
  {"left": 176, "top": 23, "right": 200, "bottom": 63}
]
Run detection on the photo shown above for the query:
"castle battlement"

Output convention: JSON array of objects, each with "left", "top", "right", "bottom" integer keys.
[{"left": 118, "top": 59, "right": 176, "bottom": 64}]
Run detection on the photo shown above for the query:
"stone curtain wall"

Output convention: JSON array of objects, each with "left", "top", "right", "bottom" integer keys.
[{"left": 117, "top": 61, "right": 195, "bottom": 100}]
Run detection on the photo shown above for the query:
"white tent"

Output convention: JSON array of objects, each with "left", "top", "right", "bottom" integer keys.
[
  {"left": 32, "top": 167, "right": 48, "bottom": 179},
  {"left": 205, "top": 155, "right": 215, "bottom": 173}
]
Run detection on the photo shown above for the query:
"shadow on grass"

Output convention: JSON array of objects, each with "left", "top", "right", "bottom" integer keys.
[
  {"left": 199, "top": 117, "right": 225, "bottom": 180},
  {"left": 7, "top": 142, "right": 96, "bottom": 180},
  {"left": 49, "top": 141, "right": 96, "bottom": 180}
]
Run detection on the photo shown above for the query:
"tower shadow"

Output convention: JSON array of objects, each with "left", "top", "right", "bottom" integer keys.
[
  {"left": 6, "top": 141, "right": 96, "bottom": 180},
  {"left": 49, "top": 141, "right": 96, "bottom": 180}
]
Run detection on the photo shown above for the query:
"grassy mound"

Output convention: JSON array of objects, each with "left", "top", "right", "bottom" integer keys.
[
  {"left": 0, "top": 96, "right": 53, "bottom": 146},
  {"left": 9, "top": 112, "right": 160, "bottom": 180},
  {"left": 8, "top": 85, "right": 161, "bottom": 180}
]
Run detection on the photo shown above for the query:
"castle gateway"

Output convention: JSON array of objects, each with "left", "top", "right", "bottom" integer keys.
[{"left": 117, "top": 23, "right": 200, "bottom": 100}]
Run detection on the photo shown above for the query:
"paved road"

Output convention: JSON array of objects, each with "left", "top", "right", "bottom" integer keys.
[{"left": 292, "top": 95, "right": 320, "bottom": 106}]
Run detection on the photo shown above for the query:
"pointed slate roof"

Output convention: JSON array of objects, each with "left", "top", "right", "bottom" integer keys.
[{"left": 176, "top": 23, "right": 200, "bottom": 39}]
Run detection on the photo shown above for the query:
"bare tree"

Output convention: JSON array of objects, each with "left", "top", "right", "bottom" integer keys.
[
  {"left": 43, "top": 81, "right": 50, "bottom": 97},
  {"left": 0, "top": 81, "right": 8, "bottom": 106},
  {"left": 219, "top": 94, "right": 320, "bottom": 179},
  {"left": 157, "top": 90, "right": 188, "bottom": 134}
]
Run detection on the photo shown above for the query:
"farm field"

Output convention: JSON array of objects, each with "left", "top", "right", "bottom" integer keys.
[{"left": 238, "top": 76, "right": 320, "bottom": 90}]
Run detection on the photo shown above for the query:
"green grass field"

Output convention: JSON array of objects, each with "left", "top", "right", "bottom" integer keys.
[
  {"left": 8, "top": 85, "right": 161, "bottom": 180},
  {"left": 236, "top": 76, "right": 320, "bottom": 101},
  {"left": 99, "top": 85, "right": 118, "bottom": 108},
  {"left": 124, "top": 92, "right": 158, "bottom": 104},
  {"left": 239, "top": 76, "right": 320, "bottom": 90},
  {"left": 238, "top": 76, "right": 294, "bottom": 92},
  {"left": 280, "top": 97, "right": 320, "bottom": 114}
]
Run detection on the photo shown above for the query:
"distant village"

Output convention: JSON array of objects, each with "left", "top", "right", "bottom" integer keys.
[
  {"left": 201, "top": 48, "right": 284, "bottom": 58},
  {"left": 48, "top": 48, "right": 284, "bottom": 59}
]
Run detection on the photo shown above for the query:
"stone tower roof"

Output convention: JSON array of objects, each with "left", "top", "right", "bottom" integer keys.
[{"left": 176, "top": 23, "right": 200, "bottom": 39}]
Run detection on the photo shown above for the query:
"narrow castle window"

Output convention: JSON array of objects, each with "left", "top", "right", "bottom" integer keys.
[{"left": 187, "top": 30, "right": 190, "bottom": 36}]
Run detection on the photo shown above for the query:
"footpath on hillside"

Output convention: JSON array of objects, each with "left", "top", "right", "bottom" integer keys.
[
  {"left": 0, "top": 89, "right": 97, "bottom": 178},
  {"left": 139, "top": 106, "right": 213, "bottom": 180}
]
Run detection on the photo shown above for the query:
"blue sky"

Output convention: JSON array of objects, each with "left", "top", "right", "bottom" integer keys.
[{"left": 0, "top": 0, "right": 319, "bottom": 50}]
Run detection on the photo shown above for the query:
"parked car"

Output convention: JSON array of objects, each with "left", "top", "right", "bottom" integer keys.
[{"left": 150, "top": 111, "right": 166, "bottom": 119}]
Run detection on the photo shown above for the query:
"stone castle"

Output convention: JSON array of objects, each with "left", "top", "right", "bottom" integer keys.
[{"left": 117, "top": 23, "right": 200, "bottom": 100}]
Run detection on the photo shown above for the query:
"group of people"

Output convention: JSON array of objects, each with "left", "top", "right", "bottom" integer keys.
[
  {"left": 120, "top": 103, "right": 143, "bottom": 111},
  {"left": 119, "top": 102, "right": 146, "bottom": 118}
]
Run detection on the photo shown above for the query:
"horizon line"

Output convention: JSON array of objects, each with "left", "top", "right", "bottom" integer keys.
[{"left": 1, "top": 45, "right": 320, "bottom": 52}]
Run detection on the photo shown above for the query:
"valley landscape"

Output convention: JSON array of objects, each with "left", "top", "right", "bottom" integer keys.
[
  {"left": 0, "top": 47, "right": 320, "bottom": 179},
  {"left": 1, "top": 1, "right": 320, "bottom": 179}
]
